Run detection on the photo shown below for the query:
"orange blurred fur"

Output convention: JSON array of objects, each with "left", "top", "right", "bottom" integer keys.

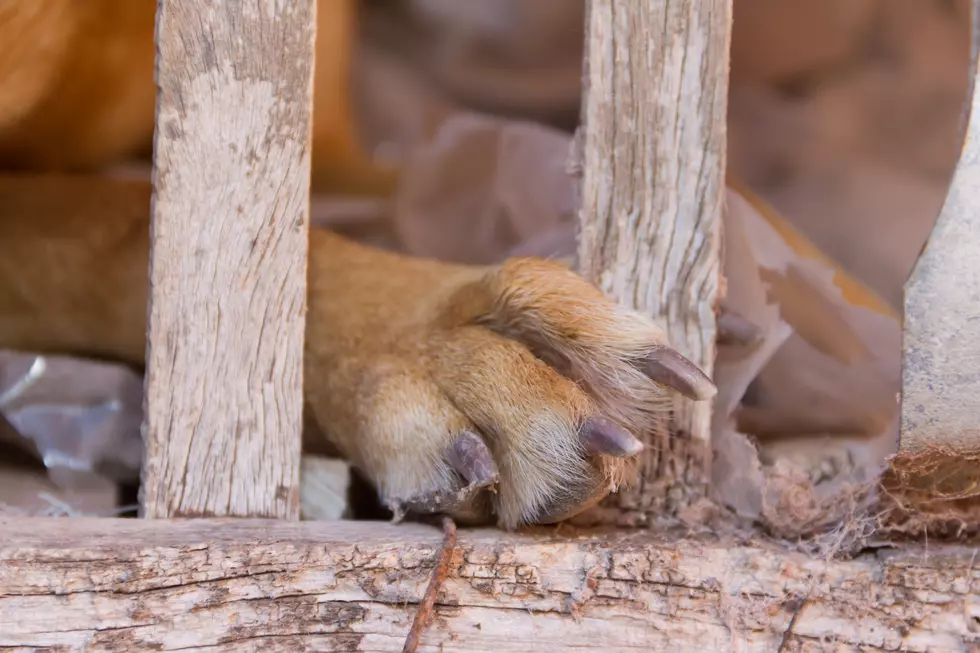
[{"left": 0, "top": 0, "right": 394, "bottom": 193}]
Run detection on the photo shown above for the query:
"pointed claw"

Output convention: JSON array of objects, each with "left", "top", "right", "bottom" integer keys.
[
  {"left": 447, "top": 430, "right": 499, "bottom": 487},
  {"left": 641, "top": 346, "right": 717, "bottom": 401},
  {"left": 580, "top": 416, "right": 643, "bottom": 457},
  {"left": 717, "top": 307, "right": 763, "bottom": 347}
]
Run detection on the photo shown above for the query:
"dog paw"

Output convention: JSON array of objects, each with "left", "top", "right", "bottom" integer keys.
[{"left": 305, "top": 241, "right": 715, "bottom": 529}]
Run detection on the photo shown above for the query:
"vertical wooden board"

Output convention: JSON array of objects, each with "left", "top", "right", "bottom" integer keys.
[
  {"left": 142, "top": 0, "right": 315, "bottom": 519},
  {"left": 576, "top": 0, "right": 731, "bottom": 512},
  {"left": 888, "top": 1, "right": 980, "bottom": 530},
  {"left": 901, "top": 1, "right": 980, "bottom": 457}
]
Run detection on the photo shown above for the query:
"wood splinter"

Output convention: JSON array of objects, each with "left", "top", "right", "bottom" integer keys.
[{"left": 402, "top": 516, "right": 457, "bottom": 653}]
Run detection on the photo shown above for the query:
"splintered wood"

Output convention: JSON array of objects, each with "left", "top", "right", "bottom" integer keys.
[
  {"left": 2, "top": 518, "right": 979, "bottom": 652},
  {"left": 142, "top": 0, "right": 316, "bottom": 519},
  {"left": 897, "top": 0, "right": 980, "bottom": 522},
  {"left": 576, "top": 0, "right": 731, "bottom": 514}
]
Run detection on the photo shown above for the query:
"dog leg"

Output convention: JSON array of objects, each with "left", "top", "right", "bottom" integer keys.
[{"left": 0, "top": 173, "right": 714, "bottom": 528}]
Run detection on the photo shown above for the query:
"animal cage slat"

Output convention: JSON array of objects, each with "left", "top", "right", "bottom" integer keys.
[
  {"left": 141, "top": 0, "right": 316, "bottom": 519},
  {"left": 900, "top": 0, "right": 980, "bottom": 468},
  {"left": 575, "top": 0, "right": 732, "bottom": 514}
]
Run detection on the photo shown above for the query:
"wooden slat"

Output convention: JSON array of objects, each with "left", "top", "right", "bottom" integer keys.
[
  {"left": 1, "top": 517, "right": 978, "bottom": 652},
  {"left": 142, "top": 0, "right": 316, "bottom": 518},
  {"left": 901, "top": 1, "right": 980, "bottom": 455},
  {"left": 889, "top": 0, "right": 980, "bottom": 531},
  {"left": 575, "top": 0, "right": 732, "bottom": 514}
]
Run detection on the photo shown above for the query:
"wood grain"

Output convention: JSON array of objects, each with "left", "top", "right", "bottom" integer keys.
[
  {"left": 901, "top": 0, "right": 980, "bottom": 457},
  {"left": 142, "top": 0, "right": 316, "bottom": 518},
  {"left": 575, "top": 0, "right": 731, "bottom": 515},
  {"left": 894, "top": 0, "right": 980, "bottom": 523},
  {"left": 1, "top": 517, "right": 978, "bottom": 652}
]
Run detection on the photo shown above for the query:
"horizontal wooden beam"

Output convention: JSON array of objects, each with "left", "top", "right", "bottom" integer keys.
[{"left": 1, "top": 518, "right": 977, "bottom": 651}]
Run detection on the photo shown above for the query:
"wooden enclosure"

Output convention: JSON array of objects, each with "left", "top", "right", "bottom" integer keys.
[{"left": 3, "top": 0, "right": 980, "bottom": 651}]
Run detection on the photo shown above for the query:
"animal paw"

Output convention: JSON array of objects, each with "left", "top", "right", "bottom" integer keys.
[{"left": 305, "top": 236, "right": 716, "bottom": 529}]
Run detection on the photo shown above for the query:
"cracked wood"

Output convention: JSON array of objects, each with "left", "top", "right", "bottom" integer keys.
[
  {"left": 575, "top": 0, "right": 732, "bottom": 515},
  {"left": 143, "top": 0, "right": 316, "bottom": 518},
  {"left": 2, "top": 517, "right": 979, "bottom": 652}
]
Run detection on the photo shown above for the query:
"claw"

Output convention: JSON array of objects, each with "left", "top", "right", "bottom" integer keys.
[
  {"left": 447, "top": 430, "right": 499, "bottom": 488},
  {"left": 717, "top": 307, "right": 763, "bottom": 347},
  {"left": 390, "top": 431, "right": 498, "bottom": 522},
  {"left": 641, "top": 346, "right": 717, "bottom": 401},
  {"left": 580, "top": 416, "right": 643, "bottom": 457}
]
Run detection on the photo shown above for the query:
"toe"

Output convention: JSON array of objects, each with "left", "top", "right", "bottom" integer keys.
[
  {"left": 325, "top": 360, "right": 499, "bottom": 522},
  {"left": 474, "top": 258, "right": 716, "bottom": 430},
  {"left": 426, "top": 326, "right": 628, "bottom": 529}
]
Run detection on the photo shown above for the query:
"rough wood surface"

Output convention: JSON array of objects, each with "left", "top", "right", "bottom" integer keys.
[
  {"left": 1, "top": 517, "right": 978, "bottom": 652},
  {"left": 142, "top": 0, "right": 316, "bottom": 518},
  {"left": 897, "top": 0, "right": 980, "bottom": 516},
  {"left": 575, "top": 0, "right": 731, "bottom": 515},
  {"left": 901, "top": 0, "right": 980, "bottom": 454}
]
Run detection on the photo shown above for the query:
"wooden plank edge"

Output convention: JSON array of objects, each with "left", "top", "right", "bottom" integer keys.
[
  {"left": 143, "top": 0, "right": 315, "bottom": 519},
  {"left": 899, "top": 0, "right": 980, "bottom": 455},
  {"left": 575, "top": 0, "right": 732, "bottom": 518},
  {"left": 1, "top": 517, "right": 977, "bottom": 651}
]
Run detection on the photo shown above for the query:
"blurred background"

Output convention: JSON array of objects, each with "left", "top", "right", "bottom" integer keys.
[{"left": 353, "top": 0, "right": 971, "bottom": 311}]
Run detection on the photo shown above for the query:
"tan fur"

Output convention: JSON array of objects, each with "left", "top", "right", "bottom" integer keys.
[{"left": 0, "top": 1, "right": 691, "bottom": 528}]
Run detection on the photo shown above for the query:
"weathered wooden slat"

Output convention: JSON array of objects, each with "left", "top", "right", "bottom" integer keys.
[
  {"left": 575, "top": 0, "right": 732, "bottom": 515},
  {"left": 142, "top": 0, "right": 316, "bottom": 519},
  {"left": 900, "top": 2, "right": 980, "bottom": 448},
  {"left": 884, "top": 0, "right": 980, "bottom": 534},
  {"left": 0, "top": 517, "right": 977, "bottom": 652}
]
